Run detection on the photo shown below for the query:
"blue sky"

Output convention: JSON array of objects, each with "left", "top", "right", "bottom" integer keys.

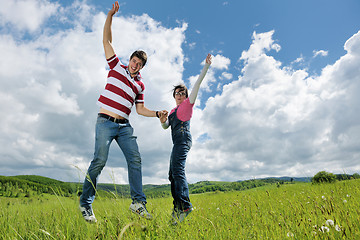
[
  {"left": 113, "top": 0, "right": 360, "bottom": 75},
  {"left": 1, "top": 0, "right": 360, "bottom": 185}
]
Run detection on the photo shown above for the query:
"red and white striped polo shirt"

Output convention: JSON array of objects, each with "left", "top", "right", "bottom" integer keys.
[{"left": 97, "top": 55, "right": 145, "bottom": 119}]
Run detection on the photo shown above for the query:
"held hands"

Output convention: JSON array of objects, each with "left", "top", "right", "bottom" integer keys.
[
  {"left": 158, "top": 110, "right": 168, "bottom": 123},
  {"left": 109, "top": 1, "right": 119, "bottom": 16}
]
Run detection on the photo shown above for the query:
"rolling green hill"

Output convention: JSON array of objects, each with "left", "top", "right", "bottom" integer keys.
[
  {"left": 0, "top": 173, "right": 358, "bottom": 199},
  {"left": 0, "top": 175, "right": 79, "bottom": 197}
]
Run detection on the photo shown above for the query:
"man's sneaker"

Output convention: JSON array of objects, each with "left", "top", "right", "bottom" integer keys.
[
  {"left": 129, "top": 201, "right": 153, "bottom": 220},
  {"left": 171, "top": 207, "right": 193, "bottom": 225},
  {"left": 79, "top": 205, "right": 97, "bottom": 223}
]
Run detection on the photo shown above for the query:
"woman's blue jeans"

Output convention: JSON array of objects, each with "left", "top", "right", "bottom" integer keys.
[
  {"left": 169, "top": 141, "right": 192, "bottom": 211},
  {"left": 80, "top": 116, "right": 146, "bottom": 207}
]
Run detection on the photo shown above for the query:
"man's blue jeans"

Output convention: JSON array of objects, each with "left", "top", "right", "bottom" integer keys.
[{"left": 80, "top": 116, "right": 146, "bottom": 207}]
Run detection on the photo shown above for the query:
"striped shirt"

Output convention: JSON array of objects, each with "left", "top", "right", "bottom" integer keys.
[{"left": 97, "top": 55, "right": 145, "bottom": 119}]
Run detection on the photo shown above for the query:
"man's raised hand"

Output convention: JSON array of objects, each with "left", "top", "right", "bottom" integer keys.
[{"left": 109, "top": 1, "right": 119, "bottom": 16}]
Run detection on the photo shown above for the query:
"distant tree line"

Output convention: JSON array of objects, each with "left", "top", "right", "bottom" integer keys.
[
  {"left": 189, "top": 178, "right": 287, "bottom": 194},
  {"left": 312, "top": 171, "right": 360, "bottom": 184}
]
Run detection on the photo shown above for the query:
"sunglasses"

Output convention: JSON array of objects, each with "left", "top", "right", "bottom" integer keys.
[{"left": 174, "top": 92, "right": 186, "bottom": 97}]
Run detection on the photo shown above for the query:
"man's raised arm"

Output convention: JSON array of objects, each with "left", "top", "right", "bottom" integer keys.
[{"left": 103, "top": 1, "right": 119, "bottom": 59}]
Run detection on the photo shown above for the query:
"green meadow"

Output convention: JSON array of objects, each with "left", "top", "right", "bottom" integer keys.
[{"left": 1, "top": 179, "right": 359, "bottom": 239}]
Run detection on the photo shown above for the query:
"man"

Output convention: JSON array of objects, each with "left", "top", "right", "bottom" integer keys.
[{"left": 79, "top": 1, "right": 166, "bottom": 223}]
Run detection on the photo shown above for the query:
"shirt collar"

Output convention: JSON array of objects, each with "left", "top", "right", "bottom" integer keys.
[{"left": 124, "top": 66, "right": 142, "bottom": 81}]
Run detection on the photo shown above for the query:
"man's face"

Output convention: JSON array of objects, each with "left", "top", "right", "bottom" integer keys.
[{"left": 128, "top": 56, "right": 143, "bottom": 77}]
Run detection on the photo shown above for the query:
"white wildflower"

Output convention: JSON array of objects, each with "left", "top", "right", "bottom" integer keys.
[
  {"left": 287, "top": 232, "right": 294, "bottom": 237},
  {"left": 343, "top": 199, "right": 347, "bottom": 203},
  {"left": 325, "top": 219, "right": 334, "bottom": 226},
  {"left": 319, "top": 226, "right": 330, "bottom": 233},
  {"left": 335, "top": 225, "right": 341, "bottom": 232}
]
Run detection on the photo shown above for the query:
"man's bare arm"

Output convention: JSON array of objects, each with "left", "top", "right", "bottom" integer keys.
[
  {"left": 103, "top": 1, "right": 119, "bottom": 59},
  {"left": 136, "top": 103, "right": 168, "bottom": 119}
]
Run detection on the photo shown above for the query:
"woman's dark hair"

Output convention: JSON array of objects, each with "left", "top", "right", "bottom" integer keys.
[
  {"left": 130, "top": 50, "right": 147, "bottom": 67},
  {"left": 172, "top": 84, "right": 188, "bottom": 98}
]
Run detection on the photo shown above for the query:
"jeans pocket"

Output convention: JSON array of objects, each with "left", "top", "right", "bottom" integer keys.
[{"left": 97, "top": 116, "right": 107, "bottom": 124}]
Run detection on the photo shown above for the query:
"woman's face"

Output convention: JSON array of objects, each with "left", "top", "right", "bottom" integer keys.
[{"left": 174, "top": 89, "right": 186, "bottom": 105}]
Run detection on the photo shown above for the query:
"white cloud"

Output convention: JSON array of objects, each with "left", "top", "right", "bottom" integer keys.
[
  {"left": 211, "top": 54, "right": 231, "bottom": 70},
  {"left": 18, "top": 80, "right": 83, "bottom": 116},
  {"left": 344, "top": 30, "right": 360, "bottom": 55},
  {"left": 187, "top": 30, "right": 360, "bottom": 182},
  {"left": 0, "top": 0, "right": 59, "bottom": 33},
  {"left": 313, "top": 50, "right": 328, "bottom": 58},
  {"left": 187, "top": 54, "right": 231, "bottom": 97},
  {"left": 220, "top": 72, "right": 233, "bottom": 80},
  {"left": 292, "top": 56, "right": 304, "bottom": 64},
  {"left": 240, "top": 30, "right": 281, "bottom": 61}
]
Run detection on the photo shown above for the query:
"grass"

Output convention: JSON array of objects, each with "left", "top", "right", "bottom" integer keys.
[{"left": 0, "top": 179, "right": 359, "bottom": 239}]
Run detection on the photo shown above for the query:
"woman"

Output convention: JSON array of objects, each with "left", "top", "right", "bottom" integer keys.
[{"left": 160, "top": 54, "right": 212, "bottom": 224}]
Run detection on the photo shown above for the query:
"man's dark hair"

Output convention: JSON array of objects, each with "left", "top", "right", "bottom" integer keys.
[
  {"left": 172, "top": 84, "right": 188, "bottom": 98},
  {"left": 130, "top": 50, "right": 147, "bottom": 67}
]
